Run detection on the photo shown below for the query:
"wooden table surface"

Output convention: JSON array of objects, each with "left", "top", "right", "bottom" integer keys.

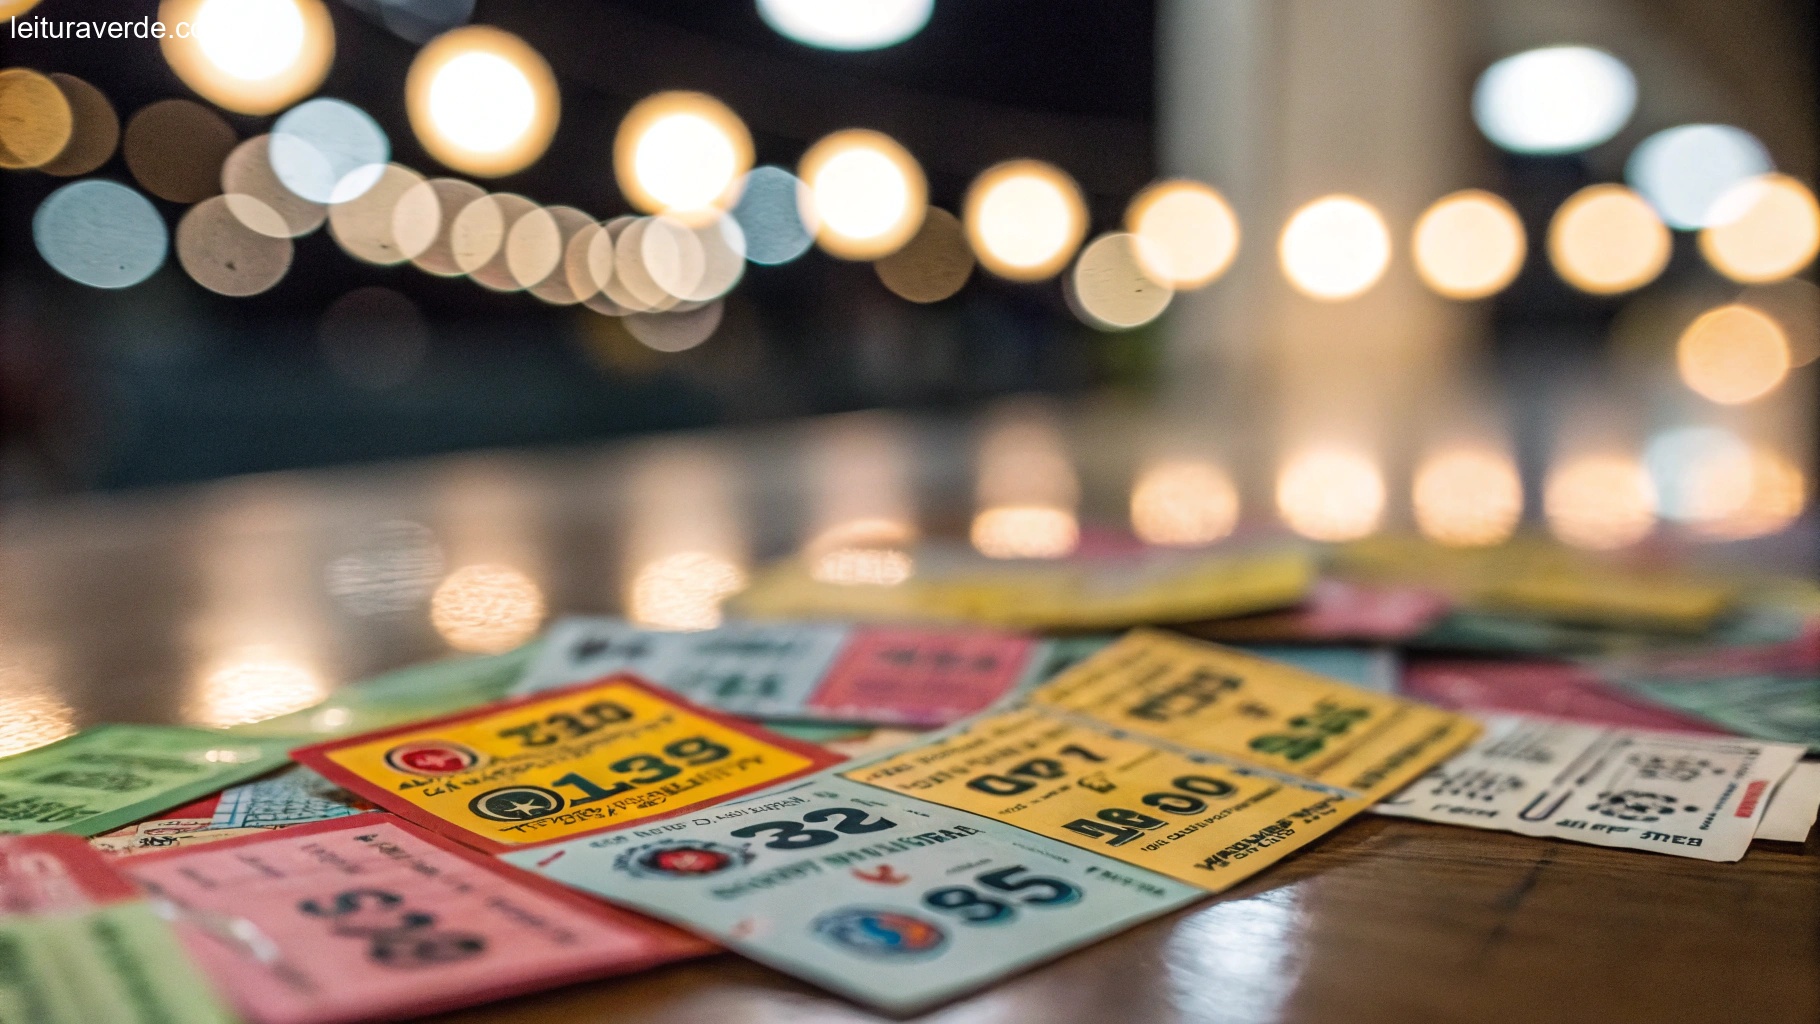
[{"left": 2, "top": 414, "right": 1815, "bottom": 1024}]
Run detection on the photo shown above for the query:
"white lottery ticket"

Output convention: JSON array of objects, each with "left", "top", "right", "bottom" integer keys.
[
  {"left": 1755, "top": 761, "right": 1820, "bottom": 843},
  {"left": 1377, "top": 715, "right": 1805, "bottom": 861},
  {"left": 502, "top": 775, "right": 1200, "bottom": 1013}
]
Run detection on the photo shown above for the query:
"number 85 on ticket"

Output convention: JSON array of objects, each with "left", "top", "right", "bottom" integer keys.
[{"left": 296, "top": 677, "right": 841, "bottom": 852}]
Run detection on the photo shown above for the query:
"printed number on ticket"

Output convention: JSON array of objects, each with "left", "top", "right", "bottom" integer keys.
[{"left": 296, "top": 676, "right": 841, "bottom": 852}]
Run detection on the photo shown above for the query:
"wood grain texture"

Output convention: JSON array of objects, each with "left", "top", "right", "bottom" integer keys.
[{"left": 1, "top": 425, "right": 1813, "bottom": 1024}]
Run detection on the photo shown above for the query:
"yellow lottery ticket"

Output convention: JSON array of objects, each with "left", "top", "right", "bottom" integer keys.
[
  {"left": 1024, "top": 630, "right": 1479, "bottom": 800},
  {"left": 297, "top": 676, "right": 840, "bottom": 852},
  {"left": 843, "top": 707, "right": 1367, "bottom": 890}
]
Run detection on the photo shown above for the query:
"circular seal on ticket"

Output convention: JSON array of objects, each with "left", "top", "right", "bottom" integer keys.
[
  {"left": 811, "top": 907, "right": 948, "bottom": 959},
  {"left": 383, "top": 740, "right": 486, "bottom": 776},
  {"left": 468, "top": 785, "right": 566, "bottom": 822},
  {"left": 614, "top": 839, "right": 754, "bottom": 879}
]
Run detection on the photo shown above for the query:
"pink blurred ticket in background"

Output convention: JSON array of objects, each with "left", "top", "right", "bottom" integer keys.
[
  {"left": 121, "top": 813, "right": 709, "bottom": 1024},
  {"left": 0, "top": 833, "right": 141, "bottom": 913},
  {"left": 1401, "top": 659, "right": 1729, "bottom": 734}
]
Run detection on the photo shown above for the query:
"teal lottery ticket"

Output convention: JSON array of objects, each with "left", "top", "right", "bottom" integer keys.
[{"left": 504, "top": 775, "right": 1200, "bottom": 1013}]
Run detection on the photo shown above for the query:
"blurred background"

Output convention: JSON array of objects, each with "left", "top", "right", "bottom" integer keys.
[{"left": 0, "top": 0, "right": 1815, "bottom": 543}]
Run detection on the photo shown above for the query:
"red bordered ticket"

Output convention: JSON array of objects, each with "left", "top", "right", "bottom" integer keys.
[
  {"left": 294, "top": 675, "right": 841, "bottom": 852},
  {"left": 122, "top": 813, "right": 712, "bottom": 1024}
]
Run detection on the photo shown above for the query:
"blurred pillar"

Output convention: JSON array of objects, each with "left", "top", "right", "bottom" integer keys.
[{"left": 1158, "top": 0, "right": 1479, "bottom": 515}]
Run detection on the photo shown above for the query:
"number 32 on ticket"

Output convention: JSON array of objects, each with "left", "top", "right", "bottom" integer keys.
[{"left": 296, "top": 677, "right": 841, "bottom": 852}]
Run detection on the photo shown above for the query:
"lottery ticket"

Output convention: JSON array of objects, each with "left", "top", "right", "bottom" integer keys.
[
  {"left": 514, "top": 618, "right": 1044, "bottom": 727},
  {"left": 1756, "top": 762, "right": 1820, "bottom": 843},
  {"left": 1191, "top": 579, "right": 1451, "bottom": 644},
  {"left": 1376, "top": 716, "right": 1806, "bottom": 861},
  {"left": 122, "top": 814, "right": 709, "bottom": 1024},
  {"left": 295, "top": 676, "right": 842, "bottom": 852},
  {"left": 229, "top": 648, "right": 533, "bottom": 741},
  {"left": 842, "top": 707, "right": 1367, "bottom": 889},
  {"left": 1402, "top": 660, "right": 1727, "bottom": 734},
  {"left": 1027, "top": 630, "right": 1480, "bottom": 801},
  {"left": 0, "top": 725, "right": 290, "bottom": 837},
  {"left": 211, "top": 765, "right": 371, "bottom": 828},
  {"left": 504, "top": 776, "right": 1200, "bottom": 1014},
  {"left": 734, "top": 546, "right": 1314, "bottom": 629},
  {"left": 0, "top": 834, "right": 237, "bottom": 1023},
  {"left": 1608, "top": 670, "right": 1820, "bottom": 752}
]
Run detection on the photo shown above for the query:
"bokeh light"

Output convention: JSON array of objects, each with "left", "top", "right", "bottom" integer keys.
[
  {"left": 971, "top": 506, "right": 1080, "bottom": 560},
  {"left": 1741, "top": 279, "right": 1820, "bottom": 367},
  {"left": 616, "top": 92, "right": 753, "bottom": 224},
  {"left": 395, "top": 176, "right": 479, "bottom": 276},
  {"left": 360, "top": 0, "right": 475, "bottom": 44},
  {"left": 407, "top": 25, "right": 557, "bottom": 177},
  {"left": 1412, "top": 189, "right": 1525, "bottom": 300},
  {"left": 1276, "top": 449, "right": 1385, "bottom": 541},
  {"left": 1412, "top": 447, "right": 1523, "bottom": 547},
  {"left": 625, "top": 302, "right": 725, "bottom": 353},
  {"left": 0, "top": 68, "right": 72, "bottom": 170},
  {"left": 965, "top": 160, "right": 1088, "bottom": 282},
  {"left": 188, "top": 647, "right": 327, "bottom": 727},
  {"left": 800, "top": 129, "right": 927, "bottom": 260},
  {"left": 329, "top": 162, "right": 430, "bottom": 266},
  {"left": 1626, "top": 124, "right": 1773, "bottom": 230},
  {"left": 1547, "top": 184, "right": 1670, "bottom": 294},
  {"left": 40, "top": 74, "right": 118, "bottom": 177},
  {"left": 611, "top": 218, "right": 684, "bottom": 311},
  {"left": 732, "top": 166, "right": 817, "bottom": 265},
  {"left": 1125, "top": 179, "right": 1239, "bottom": 289},
  {"left": 1645, "top": 426, "right": 1751, "bottom": 524},
  {"left": 628, "top": 551, "right": 746, "bottom": 631},
  {"left": 33, "top": 180, "right": 168, "bottom": 289},
  {"left": 1676, "top": 303, "right": 1790, "bottom": 405},
  {"left": 430, "top": 563, "right": 545, "bottom": 653},
  {"left": 1699, "top": 174, "right": 1820, "bottom": 283},
  {"left": 1130, "top": 460, "right": 1239, "bottom": 547},
  {"left": 1279, "top": 195, "right": 1391, "bottom": 301},
  {"left": 1693, "top": 448, "right": 1807, "bottom": 540},
  {"left": 1071, "top": 232, "right": 1173, "bottom": 329},
  {"left": 271, "top": 97, "right": 389, "bottom": 204},
  {"left": 124, "top": 99, "right": 238, "bottom": 204},
  {"left": 757, "top": 0, "right": 932, "bottom": 51},
  {"left": 1545, "top": 453, "right": 1656, "bottom": 550},
  {"left": 222, "top": 134, "right": 327, "bottom": 238},
  {"left": 808, "top": 518, "right": 916, "bottom": 586},
  {"left": 1473, "top": 46, "right": 1635, "bottom": 155},
  {"left": 875, "top": 207, "right": 974, "bottom": 303},
  {"left": 453, "top": 192, "right": 537, "bottom": 291},
  {"left": 318, "top": 286, "right": 429, "bottom": 389},
  {"left": 177, "top": 194, "right": 294, "bottom": 296},
  {"left": 504, "top": 203, "right": 579, "bottom": 291},
  {"left": 159, "top": 0, "right": 335, "bottom": 115}
]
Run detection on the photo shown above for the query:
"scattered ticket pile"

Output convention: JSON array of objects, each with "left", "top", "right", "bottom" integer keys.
[{"left": 0, "top": 536, "right": 1816, "bottom": 1017}]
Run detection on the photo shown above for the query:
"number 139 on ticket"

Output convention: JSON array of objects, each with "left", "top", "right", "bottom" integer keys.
[{"left": 296, "top": 676, "right": 842, "bottom": 852}]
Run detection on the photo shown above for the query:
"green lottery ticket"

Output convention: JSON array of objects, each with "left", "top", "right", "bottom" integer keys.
[{"left": 0, "top": 725, "right": 287, "bottom": 837}]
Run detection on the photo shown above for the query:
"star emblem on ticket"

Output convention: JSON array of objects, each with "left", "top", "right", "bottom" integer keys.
[{"left": 294, "top": 675, "right": 842, "bottom": 852}]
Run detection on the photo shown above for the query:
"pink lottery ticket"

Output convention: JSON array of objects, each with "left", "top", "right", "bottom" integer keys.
[
  {"left": 120, "top": 813, "right": 710, "bottom": 1024},
  {"left": 1401, "top": 659, "right": 1730, "bottom": 734},
  {"left": 0, "top": 833, "right": 141, "bottom": 914},
  {"left": 806, "top": 624, "right": 1038, "bottom": 725}
]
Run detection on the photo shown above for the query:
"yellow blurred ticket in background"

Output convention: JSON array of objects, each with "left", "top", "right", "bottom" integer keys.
[
  {"left": 844, "top": 707, "right": 1366, "bottom": 890},
  {"left": 297, "top": 676, "right": 839, "bottom": 852},
  {"left": 1026, "top": 630, "right": 1479, "bottom": 800}
]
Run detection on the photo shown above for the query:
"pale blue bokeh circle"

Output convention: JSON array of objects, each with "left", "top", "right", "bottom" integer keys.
[
  {"left": 33, "top": 180, "right": 168, "bottom": 289},
  {"left": 272, "top": 98, "right": 390, "bottom": 205}
]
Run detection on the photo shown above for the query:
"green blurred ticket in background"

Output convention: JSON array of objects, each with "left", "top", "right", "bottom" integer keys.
[{"left": 0, "top": 725, "right": 288, "bottom": 837}]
